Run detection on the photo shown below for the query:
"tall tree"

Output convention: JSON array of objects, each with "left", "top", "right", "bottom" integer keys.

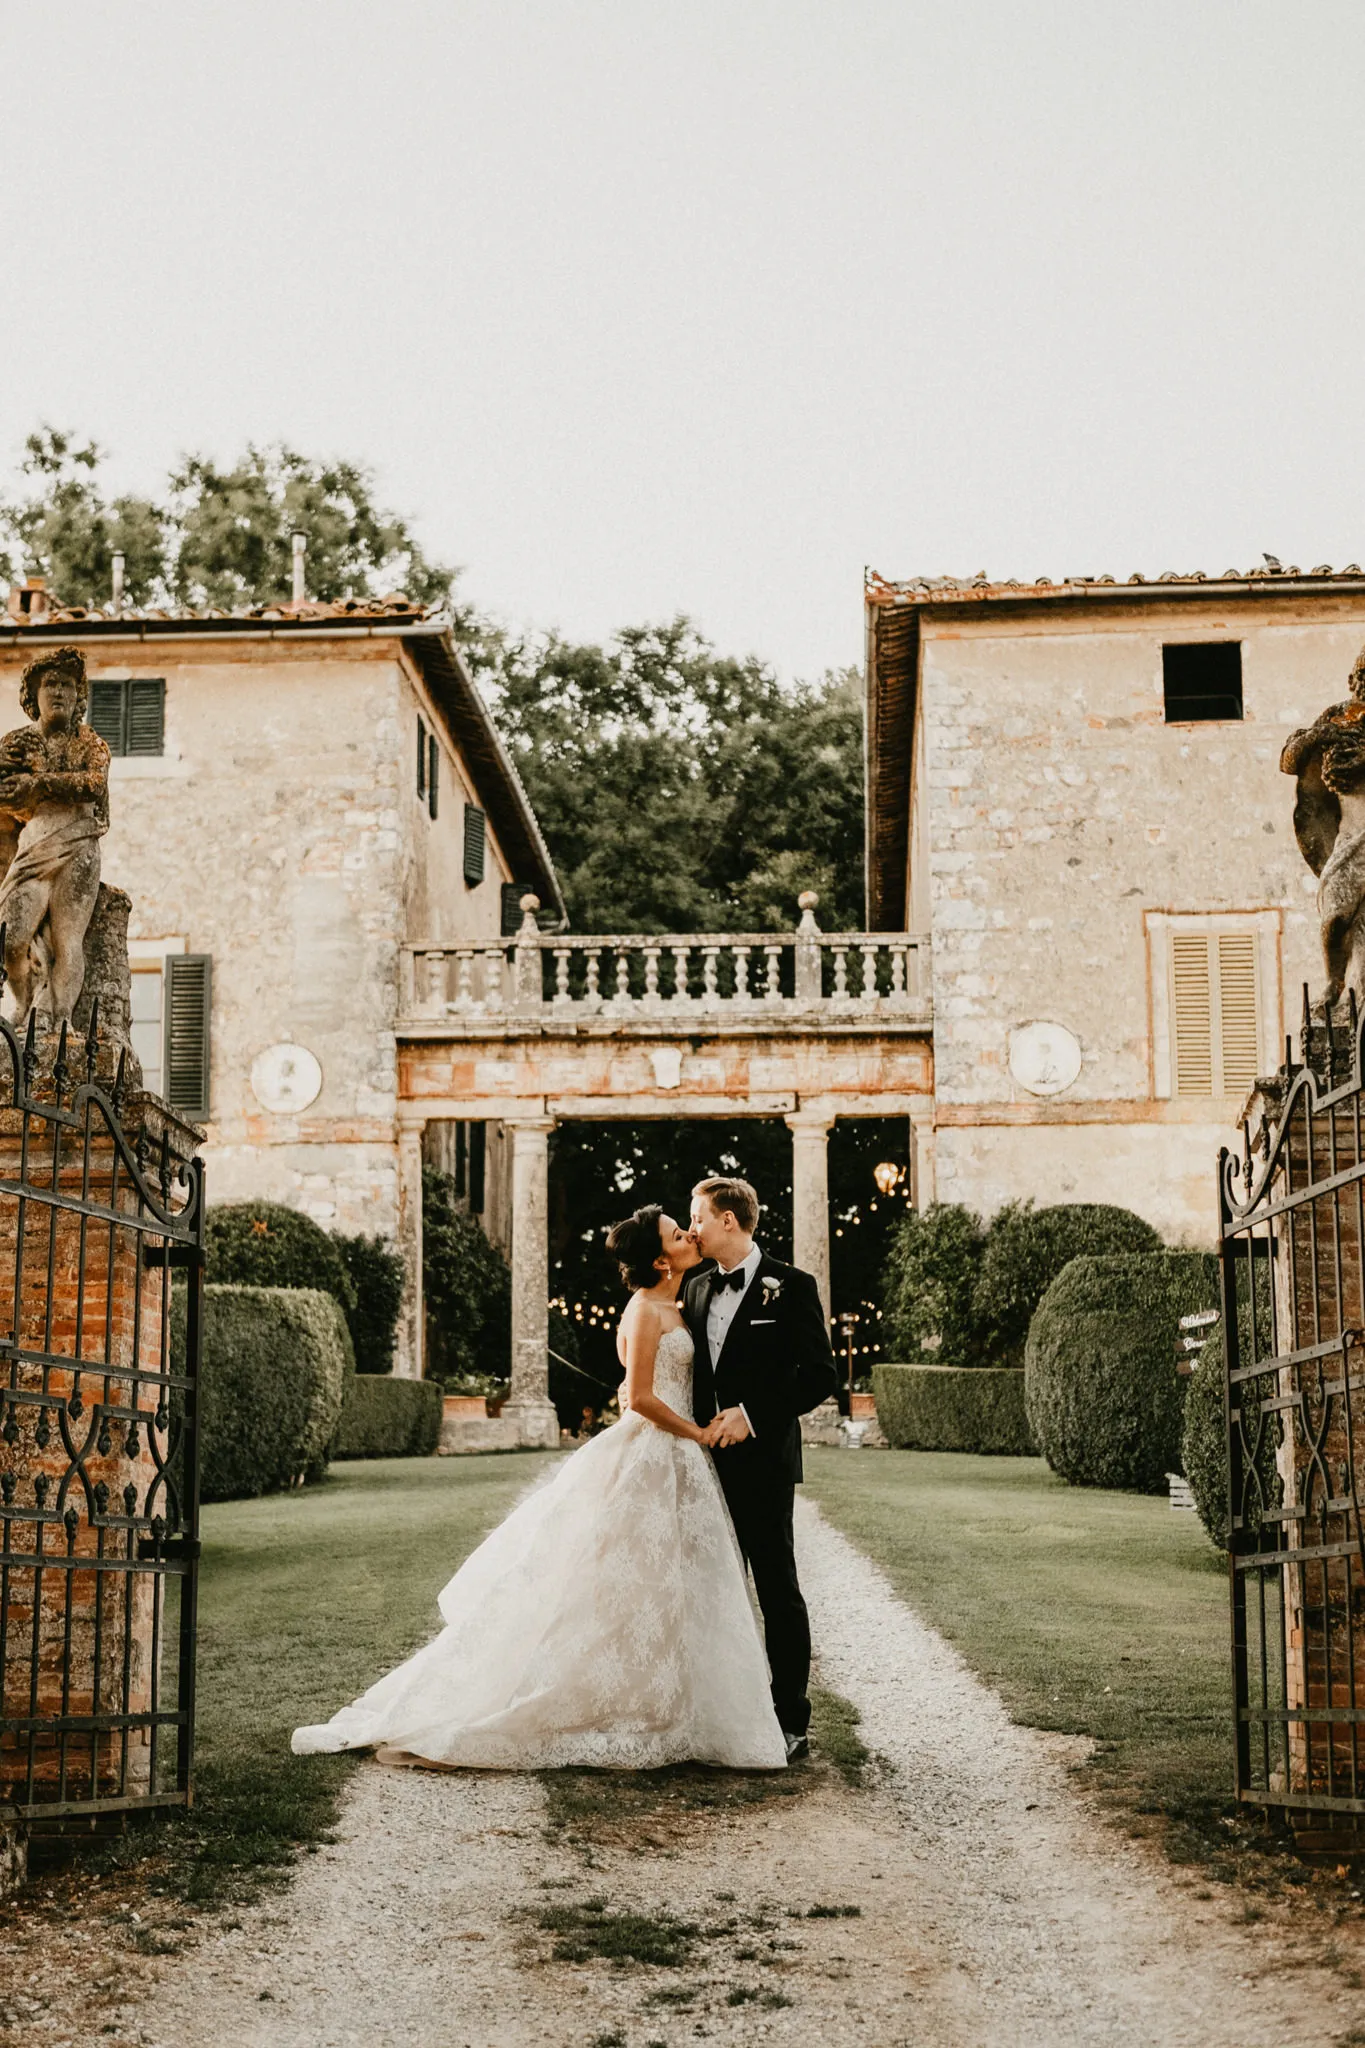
[
  {"left": 0, "top": 428, "right": 167, "bottom": 607},
  {"left": 481, "top": 618, "right": 864, "bottom": 933},
  {"left": 0, "top": 429, "right": 459, "bottom": 613}
]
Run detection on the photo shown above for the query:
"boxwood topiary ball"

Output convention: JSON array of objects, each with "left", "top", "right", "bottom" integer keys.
[{"left": 1024, "top": 1251, "right": 1217, "bottom": 1493}]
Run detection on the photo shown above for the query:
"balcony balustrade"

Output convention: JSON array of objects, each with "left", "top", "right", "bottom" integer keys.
[{"left": 399, "top": 893, "right": 931, "bottom": 1032}]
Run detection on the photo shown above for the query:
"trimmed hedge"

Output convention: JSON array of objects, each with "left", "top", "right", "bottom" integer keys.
[
  {"left": 332, "top": 1375, "right": 443, "bottom": 1459},
  {"left": 1181, "top": 1307, "right": 1283, "bottom": 1550},
  {"left": 335, "top": 1232, "right": 405, "bottom": 1374},
  {"left": 206, "top": 1203, "right": 356, "bottom": 1319},
  {"left": 880, "top": 1203, "right": 987, "bottom": 1362},
  {"left": 975, "top": 1202, "right": 1163, "bottom": 1368},
  {"left": 198, "top": 1285, "right": 352, "bottom": 1503},
  {"left": 1025, "top": 1252, "right": 1216, "bottom": 1493},
  {"left": 873, "top": 1364, "right": 1036, "bottom": 1455}
]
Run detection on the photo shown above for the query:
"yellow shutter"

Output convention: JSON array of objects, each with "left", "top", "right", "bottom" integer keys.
[
  {"left": 1171, "top": 934, "right": 1215, "bottom": 1096},
  {"left": 1216, "top": 933, "right": 1260, "bottom": 1095},
  {"left": 1169, "top": 927, "right": 1261, "bottom": 1097}
]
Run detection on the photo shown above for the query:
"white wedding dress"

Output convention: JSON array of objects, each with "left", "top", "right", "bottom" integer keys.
[{"left": 291, "top": 1327, "right": 787, "bottom": 1771}]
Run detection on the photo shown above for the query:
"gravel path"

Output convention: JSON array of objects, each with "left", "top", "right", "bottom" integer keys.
[
  {"left": 795, "top": 1493, "right": 1360, "bottom": 2048},
  {"left": 117, "top": 1495, "right": 1363, "bottom": 2048}
]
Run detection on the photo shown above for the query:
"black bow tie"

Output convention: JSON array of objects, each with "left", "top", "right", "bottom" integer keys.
[{"left": 711, "top": 1267, "right": 746, "bottom": 1295}]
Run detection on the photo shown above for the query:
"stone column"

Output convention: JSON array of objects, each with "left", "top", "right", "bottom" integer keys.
[
  {"left": 394, "top": 1123, "right": 425, "bottom": 1380},
  {"left": 503, "top": 1118, "right": 560, "bottom": 1448},
  {"left": 786, "top": 1110, "right": 834, "bottom": 1319},
  {"left": 910, "top": 1105, "right": 936, "bottom": 1209}
]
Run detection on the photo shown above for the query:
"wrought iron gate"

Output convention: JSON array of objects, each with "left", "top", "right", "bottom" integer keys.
[
  {"left": 1219, "top": 998, "right": 1365, "bottom": 1822},
  {"left": 0, "top": 1008, "right": 204, "bottom": 1825}
]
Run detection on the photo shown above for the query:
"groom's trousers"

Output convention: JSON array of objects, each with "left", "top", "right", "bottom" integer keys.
[{"left": 716, "top": 1468, "right": 811, "bottom": 1737}]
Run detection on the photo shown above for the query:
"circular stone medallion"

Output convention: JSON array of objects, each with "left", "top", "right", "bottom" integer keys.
[
  {"left": 1008, "top": 1021, "right": 1082, "bottom": 1097},
  {"left": 250, "top": 1042, "right": 323, "bottom": 1115}
]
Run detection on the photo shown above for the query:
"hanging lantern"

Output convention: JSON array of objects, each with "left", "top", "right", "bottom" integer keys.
[{"left": 873, "top": 1160, "right": 900, "bottom": 1196}]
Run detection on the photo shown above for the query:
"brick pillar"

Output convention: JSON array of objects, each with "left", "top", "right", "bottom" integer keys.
[{"left": 0, "top": 1091, "right": 181, "bottom": 1807}]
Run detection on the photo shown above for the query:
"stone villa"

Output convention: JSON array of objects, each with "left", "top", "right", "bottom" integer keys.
[
  {"left": 0, "top": 578, "right": 561, "bottom": 1372},
  {"left": 864, "top": 562, "right": 1365, "bottom": 1243}
]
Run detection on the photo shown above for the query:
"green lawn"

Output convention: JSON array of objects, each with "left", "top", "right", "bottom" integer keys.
[
  {"left": 803, "top": 1448, "right": 1237, "bottom": 1851},
  {"left": 119, "top": 1453, "right": 559, "bottom": 1904}
]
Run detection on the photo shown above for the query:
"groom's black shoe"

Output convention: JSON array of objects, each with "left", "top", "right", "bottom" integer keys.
[{"left": 783, "top": 1731, "right": 810, "bottom": 1763}]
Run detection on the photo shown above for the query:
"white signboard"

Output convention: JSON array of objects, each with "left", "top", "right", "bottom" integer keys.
[
  {"left": 250, "top": 1042, "right": 323, "bottom": 1115},
  {"left": 1008, "top": 1021, "right": 1082, "bottom": 1098}
]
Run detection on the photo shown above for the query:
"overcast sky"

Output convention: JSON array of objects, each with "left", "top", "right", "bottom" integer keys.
[{"left": 4, "top": 1, "right": 1363, "bottom": 680}]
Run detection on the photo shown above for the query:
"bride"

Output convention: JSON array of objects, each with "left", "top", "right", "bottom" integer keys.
[{"left": 291, "top": 1205, "right": 787, "bottom": 1771}]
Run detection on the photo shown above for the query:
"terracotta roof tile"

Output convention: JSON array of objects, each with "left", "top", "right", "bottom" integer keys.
[{"left": 866, "top": 562, "right": 1365, "bottom": 606}]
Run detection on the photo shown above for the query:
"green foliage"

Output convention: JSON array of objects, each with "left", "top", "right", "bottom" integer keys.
[
  {"left": 1025, "top": 1252, "right": 1216, "bottom": 1493},
  {"left": 422, "top": 1167, "right": 512, "bottom": 1385},
  {"left": 880, "top": 1203, "right": 986, "bottom": 1362},
  {"left": 480, "top": 620, "right": 864, "bottom": 933},
  {"left": 0, "top": 428, "right": 166, "bottom": 605},
  {"left": 872, "top": 1364, "right": 1036, "bottom": 1454},
  {"left": 975, "top": 1201, "right": 1164, "bottom": 1368},
  {"left": 205, "top": 1201, "right": 356, "bottom": 1319},
  {"left": 197, "top": 1286, "right": 352, "bottom": 1502},
  {"left": 334, "top": 1232, "right": 405, "bottom": 1374},
  {"left": 1181, "top": 1306, "right": 1282, "bottom": 1551},
  {"left": 331, "top": 1374, "right": 442, "bottom": 1459},
  {"left": 0, "top": 428, "right": 458, "bottom": 612},
  {"left": 170, "top": 445, "right": 456, "bottom": 609}
]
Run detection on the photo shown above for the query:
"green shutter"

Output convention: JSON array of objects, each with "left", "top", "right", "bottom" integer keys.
[
  {"left": 126, "top": 678, "right": 165, "bottom": 755},
  {"left": 163, "top": 954, "right": 211, "bottom": 1118},
  {"left": 416, "top": 715, "right": 426, "bottom": 798},
  {"left": 501, "top": 882, "right": 523, "bottom": 935},
  {"left": 88, "top": 681, "right": 125, "bottom": 752},
  {"left": 464, "top": 804, "right": 486, "bottom": 885},
  {"left": 428, "top": 735, "right": 439, "bottom": 820}
]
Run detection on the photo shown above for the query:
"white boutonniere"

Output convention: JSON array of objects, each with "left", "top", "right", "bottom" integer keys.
[{"left": 761, "top": 1275, "right": 783, "bottom": 1303}]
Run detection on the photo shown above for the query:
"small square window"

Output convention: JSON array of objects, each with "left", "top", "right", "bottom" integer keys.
[
  {"left": 1163, "top": 643, "right": 1242, "bottom": 723},
  {"left": 88, "top": 678, "right": 165, "bottom": 756}
]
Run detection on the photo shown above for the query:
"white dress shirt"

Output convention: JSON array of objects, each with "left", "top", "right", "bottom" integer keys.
[{"left": 705, "top": 1242, "right": 763, "bottom": 1437}]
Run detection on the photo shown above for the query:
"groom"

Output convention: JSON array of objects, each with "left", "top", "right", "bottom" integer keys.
[{"left": 684, "top": 1176, "right": 838, "bottom": 1762}]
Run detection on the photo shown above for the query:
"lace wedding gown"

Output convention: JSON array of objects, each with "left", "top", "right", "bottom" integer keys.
[{"left": 291, "top": 1327, "right": 788, "bottom": 1771}]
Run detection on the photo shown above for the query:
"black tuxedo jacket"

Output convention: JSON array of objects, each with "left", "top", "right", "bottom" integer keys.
[{"left": 683, "top": 1253, "right": 838, "bottom": 1488}]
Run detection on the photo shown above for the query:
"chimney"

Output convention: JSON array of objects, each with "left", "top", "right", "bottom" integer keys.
[
  {"left": 111, "top": 551, "right": 125, "bottom": 616},
  {"left": 291, "top": 531, "right": 307, "bottom": 604},
  {"left": 6, "top": 577, "right": 49, "bottom": 624}
]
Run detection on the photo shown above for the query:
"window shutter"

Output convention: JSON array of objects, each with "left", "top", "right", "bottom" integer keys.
[
  {"left": 416, "top": 716, "right": 426, "bottom": 798},
  {"left": 163, "top": 954, "right": 211, "bottom": 1118},
  {"left": 126, "top": 678, "right": 165, "bottom": 755},
  {"left": 88, "top": 681, "right": 125, "bottom": 752},
  {"left": 1171, "top": 934, "right": 1215, "bottom": 1097},
  {"left": 427, "top": 735, "right": 439, "bottom": 820},
  {"left": 1216, "top": 933, "right": 1260, "bottom": 1095},
  {"left": 469, "top": 1121, "right": 486, "bottom": 1212},
  {"left": 501, "top": 882, "right": 523, "bottom": 935},
  {"left": 463, "top": 804, "right": 486, "bottom": 885}
]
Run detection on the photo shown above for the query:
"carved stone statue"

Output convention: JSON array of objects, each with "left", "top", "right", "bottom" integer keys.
[{"left": 0, "top": 646, "right": 110, "bottom": 1028}]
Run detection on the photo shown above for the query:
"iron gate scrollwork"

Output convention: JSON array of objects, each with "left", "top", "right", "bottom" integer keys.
[
  {"left": 1219, "top": 994, "right": 1365, "bottom": 1822},
  {"left": 0, "top": 1001, "right": 203, "bottom": 1825}
]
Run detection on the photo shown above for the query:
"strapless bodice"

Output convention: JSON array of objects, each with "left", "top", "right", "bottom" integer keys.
[{"left": 624, "top": 1324, "right": 694, "bottom": 1420}]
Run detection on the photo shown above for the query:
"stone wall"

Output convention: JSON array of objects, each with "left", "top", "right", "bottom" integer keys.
[{"left": 915, "top": 599, "right": 1365, "bottom": 1242}]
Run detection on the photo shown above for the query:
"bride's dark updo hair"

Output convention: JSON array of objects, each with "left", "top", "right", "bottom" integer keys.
[{"left": 605, "top": 1204, "right": 665, "bottom": 1291}]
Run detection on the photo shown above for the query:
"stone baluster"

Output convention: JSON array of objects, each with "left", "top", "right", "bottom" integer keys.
[
  {"left": 482, "top": 945, "right": 506, "bottom": 1012},
  {"left": 889, "top": 944, "right": 907, "bottom": 999},
  {"left": 794, "top": 890, "right": 823, "bottom": 1004},
  {"left": 584, "top": 949, "right": 601, "bottom": 1008},
  {"left": 832, "top": 947, "right": 848, "bottom": 998},
  {"left": 614, "top": 948, "right": 631, "bottom": 1004},
  {"left": 644, "top": 947, "right": 660, "bottom": 1001},
  {"left": 702, "top": 948, "right": 719, "bottom": 1003},
  {"left": 733, "top": 945, "right": 750, "bottom": 1000},
  {"left": 552, "top": 948, "right": 572, "bottom": 1003},
  {"left": 672, "top": 947, "right": 689, "bottom": 1000},
  {"left": 454, "top": 951, "right": 474, "bottom": 1010},
  {"left": 423, "top": 950, "right": 446, "bottom": 1018},
  {"left": 514, "top": 897, "right": 544, "bottom": 1015},
  {"left": 860, "top": 944, "right": 878, "bottom": 999},
  {"left": 763, "top": 945, "right": 782, "bottom": 1000}
]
